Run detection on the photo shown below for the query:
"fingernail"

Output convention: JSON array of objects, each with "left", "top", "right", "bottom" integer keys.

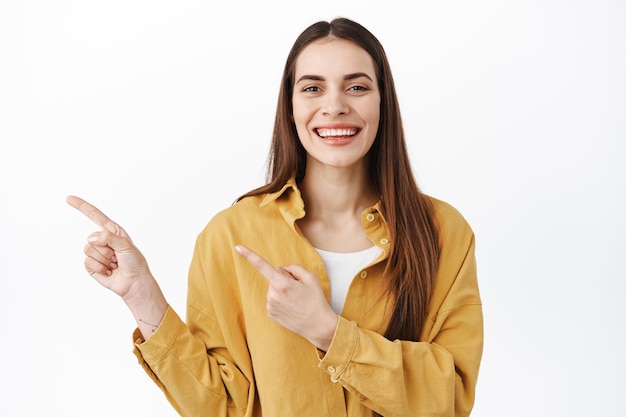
[
  {"left": 234, "top": 245, "right": 243, "bottom": 254},
  {"left": 111, "top": 255, "right": 117, "bottom": 263},
  {"left": 110, "top": 262, "right": 118, "bottom": 269},
  {"left": 88, "top": 234, "right": 98, "bottom": 243}
]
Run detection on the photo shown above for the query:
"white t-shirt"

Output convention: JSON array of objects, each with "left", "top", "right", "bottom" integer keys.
[{"left": 315, "top": 245, "right": 383, "bottom": 314}]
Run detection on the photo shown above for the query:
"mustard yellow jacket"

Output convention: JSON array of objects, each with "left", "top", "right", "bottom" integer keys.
[{"left": 133, "top": 179, "right": 483, "bottom": 417}]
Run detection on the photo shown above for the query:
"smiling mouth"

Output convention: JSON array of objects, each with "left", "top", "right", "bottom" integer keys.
[{"left": 316, "top": 128, "right": 359, "bottom": 138}]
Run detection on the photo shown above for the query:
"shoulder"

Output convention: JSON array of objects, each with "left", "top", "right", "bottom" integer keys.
[
  {"left": 427, "top": 196, "right": 474, "bottom": 241},
  {"left": 425, "top": 195, "right": 476, "bottom": 268},
  {"left": 199, "top": 194, "right": 267, "bottom": 237}
]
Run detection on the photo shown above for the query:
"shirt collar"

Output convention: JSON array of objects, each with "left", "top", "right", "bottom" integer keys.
[
  {"left": 259, "top": 176, "right": 300, "bottom": 207},
  {"left": 260, "top": 176, "right": 306, "bottom": 227},
  {"left": 259, "top": 176, "right": 387, "bottom": 232}
]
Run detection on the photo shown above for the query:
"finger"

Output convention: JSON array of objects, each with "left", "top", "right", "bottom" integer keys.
[
  {"left": 66, "top": 195, "right": 129, "bottom": 238},
  {"left": 85, "top": 256, "right": 113, "bottom": 277},
  {"left": 279, "top": 265, "right": 309, "bottom": 282},
  {"left": 88, "top": 230, "right": 135, "bottom": 254},
  {"left": 84, "top": 242, "right": 117, "bottom": 269},
  {"left": 235, "top": 245, "right": 287, "bottom": 285}
]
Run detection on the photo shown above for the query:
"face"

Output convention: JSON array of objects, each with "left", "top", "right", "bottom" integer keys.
[{"left": 292, "top": 38, "right": 380, "bottom": 172}]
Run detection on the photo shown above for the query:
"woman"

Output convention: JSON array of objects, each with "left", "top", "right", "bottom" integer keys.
[{"left": 68, "top": 17, "right": 483, "bottom": 417}]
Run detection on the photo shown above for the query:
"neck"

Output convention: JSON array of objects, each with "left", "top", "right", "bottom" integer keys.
[
  {"left": 296, "top": 159, "right": 379, "bottom": 252},
  {"left": 299, "top": 162, "right": 377, "bottom": 219}
]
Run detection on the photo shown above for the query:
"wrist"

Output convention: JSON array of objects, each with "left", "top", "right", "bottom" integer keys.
[
  {"left": 122, "top": 275, "right": 168, "bottom": 338},
  {"left": 309, "top": 312, "right": 339, "bottom": 352},
  {"left": 122, "top": 273, "right": 159, "bottom": 306}
]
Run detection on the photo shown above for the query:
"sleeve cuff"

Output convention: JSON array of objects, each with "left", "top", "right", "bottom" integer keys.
[
  {"left": 318, "top": 316, "right": 358, "bottom": 383},
  {"left": 132, "top": 305, "right": 184, "bottom": 363}
]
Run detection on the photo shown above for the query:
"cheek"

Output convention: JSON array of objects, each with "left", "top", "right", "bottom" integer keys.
[
  {"left": 371, "top": 109, "right": 381, "bottom": 126},
  {"left": 292, "top": 113, "right": 306, "bottom": 136},
  {"left": 364, "top": 107, "right": 381, "bottom": 133},
  {"left": 359, "top": 95, "right": 381, "bottom": 128},
  {"left": 291, "top": 100, "right": 311, "bottom": 135}
]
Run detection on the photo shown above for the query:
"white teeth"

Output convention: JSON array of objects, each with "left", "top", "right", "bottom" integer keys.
[{"left": 317, "top": 128, "right": 357, "bottom": 138}]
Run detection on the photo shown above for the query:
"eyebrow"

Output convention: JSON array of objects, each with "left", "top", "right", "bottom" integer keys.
[{"left": 295, "top": 72, "right": 374, "bottom": 84}]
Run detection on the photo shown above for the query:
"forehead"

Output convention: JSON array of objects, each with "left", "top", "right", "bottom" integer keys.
[{"left": 294, "top": 38, "right": 377, "bottom": 80}]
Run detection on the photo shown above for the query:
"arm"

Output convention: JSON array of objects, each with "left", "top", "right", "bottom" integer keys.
[
  {"left": 236, "top": 226, "right": 482, "bottom": 417},
  {"left": 68, "top": 196, "right": 253, "bottom": 416},
  {"left": 133, "top": 235, "right": 256, "bottom": 417}
]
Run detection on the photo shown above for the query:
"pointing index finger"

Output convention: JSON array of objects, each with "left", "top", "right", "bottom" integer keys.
[
  {"left": 66, "top": 195, "right": 126, "bottom": 236},
  {"left": 235, "top": 245, "right": 289, "bottom": 285}
]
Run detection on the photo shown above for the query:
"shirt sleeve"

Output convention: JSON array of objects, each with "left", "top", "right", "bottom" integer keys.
[
  {"left": 318, "top": 226, "right": 483, "bottom": 417},
  {"left": 130, "top": 236, "right": 255, "bottom": 417}
]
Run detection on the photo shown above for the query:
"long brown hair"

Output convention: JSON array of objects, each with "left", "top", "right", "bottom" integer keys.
[{"left": 240, "top": 18, "right": 440, "bottom": 342}]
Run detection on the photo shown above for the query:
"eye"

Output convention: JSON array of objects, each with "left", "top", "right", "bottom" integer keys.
[
  {"left": 302, "top": 85, "right": 321, "bottom": 93},
  {"left": 347, "top": 84, "right": 371, "bottom": 95}
]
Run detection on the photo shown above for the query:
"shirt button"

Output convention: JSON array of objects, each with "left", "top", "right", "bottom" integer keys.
[
  {"left": 366, "top": 213, "right": 375, "bottom": 222},
  {"left": 380, "top": 238, "right": 389, "bottom": 245},
  {"left": 359, "top": 271, "right": 367, "bottom": 279},
  {"left": 327, "top": 366, "right": 336, "bottom": 374}
]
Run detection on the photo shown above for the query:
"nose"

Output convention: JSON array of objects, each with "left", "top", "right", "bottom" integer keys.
[{"left": 321, "top": 90, "right": 349, "bottom": 117}]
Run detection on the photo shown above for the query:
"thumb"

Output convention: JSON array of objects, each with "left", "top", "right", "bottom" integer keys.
[
  {"left": 280, "top": 264, "right": 316, "bottom": 283},
  {"left": 88, "top": 230, "right": 135, "bottom": 253}
]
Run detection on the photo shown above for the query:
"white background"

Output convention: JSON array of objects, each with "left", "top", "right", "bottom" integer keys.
[{"left": 1, "top": 1, "right": 624, "bottom": 416}]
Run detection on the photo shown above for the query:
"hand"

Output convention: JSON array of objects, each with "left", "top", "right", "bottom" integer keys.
[
  {"left": 67, "top": 195, "right": 152, "bottom": 297},
  {"left": 235, "top": 245, "right": 338, "bottom": 351},
  {"left": 67, "top": 196, "right": 168, "bottom": 338}
]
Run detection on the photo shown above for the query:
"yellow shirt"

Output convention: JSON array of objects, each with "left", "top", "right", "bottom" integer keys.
[{"left": 133, "top": 179, "right": 483, "bottom": 417}]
